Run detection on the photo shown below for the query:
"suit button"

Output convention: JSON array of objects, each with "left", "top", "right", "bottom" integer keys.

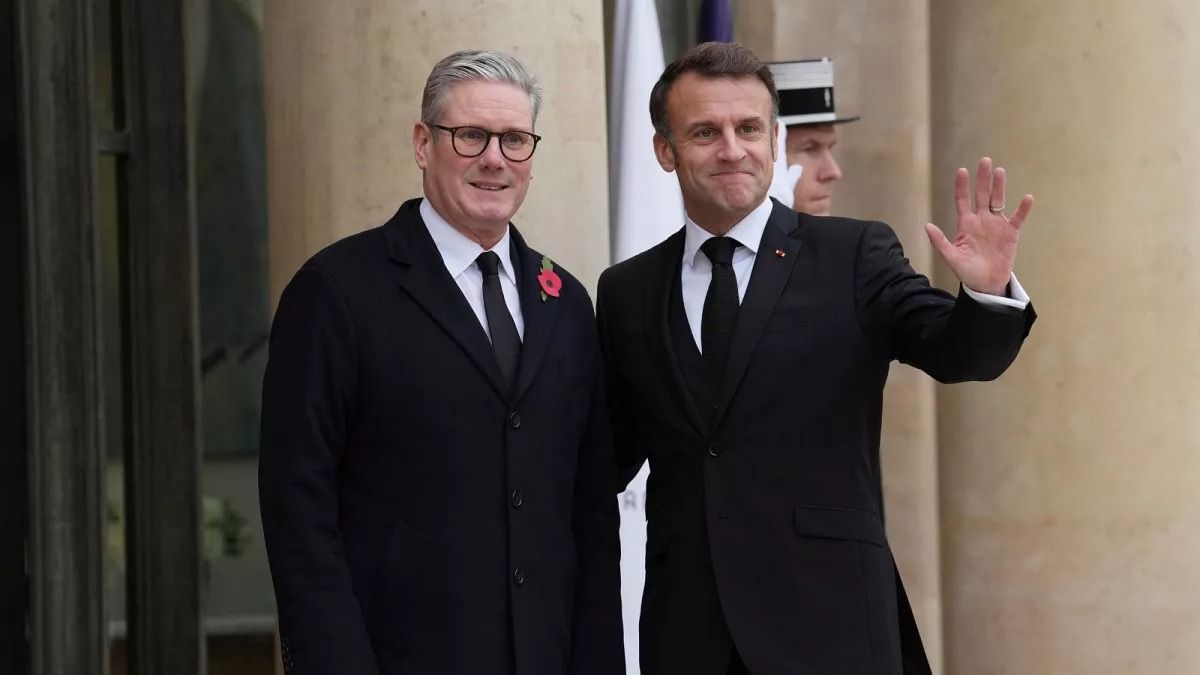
[
  {"left": 707, "top": 443, "right": 722, "bottom": 457},
  {"left": 513, "top": 568, "right": 526, "bottom": 586},
  {"left": 509, "top": 412, "right": 521, "bottom": 429},
  {"left": 511, "top": 489, "right": 524, "bottom": 508}
]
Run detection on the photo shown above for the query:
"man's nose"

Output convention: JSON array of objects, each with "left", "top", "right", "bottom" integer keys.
[
  {"left": 478, "top": 135, "right": 506, "bottom": 167},
  {"left": 715, "top": 128, "right": 747, "bottom": 162},
  {"left": 819, "top": 151, "right": 842, "bottom": 182}
]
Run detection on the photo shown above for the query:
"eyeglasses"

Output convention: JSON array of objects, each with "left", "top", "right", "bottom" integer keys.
[{"left": 432, "top": 125, "right": 542, "bottom": 162}]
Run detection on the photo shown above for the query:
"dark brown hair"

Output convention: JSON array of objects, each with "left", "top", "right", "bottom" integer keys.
[{"left": 648, "top": 41, "right": 779, "bottom": 139}]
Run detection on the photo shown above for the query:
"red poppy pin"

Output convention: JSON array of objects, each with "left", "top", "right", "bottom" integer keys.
[{"left": 537, "top": 255, "right": 562, "bottom": 301}]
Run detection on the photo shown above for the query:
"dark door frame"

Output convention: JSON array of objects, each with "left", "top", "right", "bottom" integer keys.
[
  {"left": 120, "top": 0, "right": 205, "bottom": 670},
  {"left": 14, "top": 0, "right": 203, "bottom": 672},
  {"left": 17, "top": 0, "right": 108, "bottom": 672},
  {"left": 1, "top": 0, "right": 29, "bottom": 671}
]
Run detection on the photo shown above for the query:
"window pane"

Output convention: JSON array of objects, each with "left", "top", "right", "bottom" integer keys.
[
  {"left": 97, "top": 151, "right": 130, "bottom": 673},
  {"left": 191, "top": 0, "right": 278, "bottom": 672},
  {"left": 93, "top": 0, "right": 122, "bottom": 133}
]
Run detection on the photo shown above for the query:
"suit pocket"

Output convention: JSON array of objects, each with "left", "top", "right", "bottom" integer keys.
[
  {"left": 368, "top": 517, "right": 434, "bottom": 639},
  {"left": 793, "top": 504, "right": 890, "bottom": 669},
  {"left": 793, "top": 504, "right": 885, "bottom": 547}
]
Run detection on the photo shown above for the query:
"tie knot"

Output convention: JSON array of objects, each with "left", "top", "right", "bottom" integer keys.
[
  {"left": 476, "top": 251, "right": 502, "bottom": 277},
  {"left": 701, "top": 236, "right": 740, "bottom": 266}
]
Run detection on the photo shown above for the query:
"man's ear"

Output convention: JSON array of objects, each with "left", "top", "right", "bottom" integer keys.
[
  {"left": 653, "top": 132, "right": 677, "bottom": 172},
  {"left": 413, "top": 122, "right": 431, "bottom": 170}
]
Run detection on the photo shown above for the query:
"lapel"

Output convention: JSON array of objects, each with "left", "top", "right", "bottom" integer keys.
[
  {"left": 645, "top": 229, "right": 709, "bottom": 439},
  {"left": 386, "top": 199, "right": 508, "bottom": 401},
  {"left": 712, "top": 200, "right": 803, "bottom": 424},
  {"left": 509, "top": 225, "right": 563, "bottom": 404}
]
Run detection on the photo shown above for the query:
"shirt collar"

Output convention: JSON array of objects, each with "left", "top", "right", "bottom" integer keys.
[
  {"left": 682, "top": 196, "right": 773, "bottom": 268},
  {"left": 420, "top": 197, "right": 517, "bottom": 284}
]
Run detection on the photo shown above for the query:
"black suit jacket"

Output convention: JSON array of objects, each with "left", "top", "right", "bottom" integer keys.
[
  {"left": 259, "top": 198, "right": 624, "bottom": 675},
  {"left": 596, "top": 199, "right": 1035, "bottom": 675}
]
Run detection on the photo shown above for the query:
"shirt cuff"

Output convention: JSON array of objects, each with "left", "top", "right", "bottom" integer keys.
[{"left": 962, "top": 273, "right": 1030, "bottom": 311}]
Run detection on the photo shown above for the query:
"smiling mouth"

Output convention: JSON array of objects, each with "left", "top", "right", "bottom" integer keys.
[{"left": 470, "top": 182, "right": 508, "bottom": 191}]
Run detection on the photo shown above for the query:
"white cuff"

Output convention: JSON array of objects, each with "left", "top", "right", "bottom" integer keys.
[{"left": 962, "top": 273, "right": 1030, "bottom": 311}]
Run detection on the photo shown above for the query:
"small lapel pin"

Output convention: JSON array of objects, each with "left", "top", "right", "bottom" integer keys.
[{"left": 774, "top": 249, "right": 786, "bottom": 258}]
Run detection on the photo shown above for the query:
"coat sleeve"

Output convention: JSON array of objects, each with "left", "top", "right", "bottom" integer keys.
[
  {"left": 596, "top": 270, "right": 651, "bottom": 490},
  {"left": 258, "top": 264, "right": 380, "bottom": 675},
  {"left": 853, "top": 220, "right": 1036, "bottom": 383},
  {"left": 568, "top": 295, "right": 628, "bottom": 675}
]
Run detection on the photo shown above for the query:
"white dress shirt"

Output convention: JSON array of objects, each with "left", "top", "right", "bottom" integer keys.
[
  {"left": 680, "top": 197, "right": 1031, "bottom": 352},
  {"left": 420, "top": 198, "right": 524, "bottom": 342}
]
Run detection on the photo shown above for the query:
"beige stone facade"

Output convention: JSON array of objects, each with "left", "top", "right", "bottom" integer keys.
[{"left": 264, "top": 2, "right": 1199, "bottom": 672}]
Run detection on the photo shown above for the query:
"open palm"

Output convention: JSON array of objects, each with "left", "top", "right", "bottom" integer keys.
[{"left": 925, "top": 157, "right": 1033, "bottom": 296}]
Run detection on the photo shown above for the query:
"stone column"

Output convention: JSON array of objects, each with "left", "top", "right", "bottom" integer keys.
[
  {"left": 736, "top": 2, "right": 943, "bottom": 670},
  {"left": 932, "top": 2, "right": 1200, "bottom": 672},
  {"left": 262, "top": 1, "right": 610, "bottom": 302}
]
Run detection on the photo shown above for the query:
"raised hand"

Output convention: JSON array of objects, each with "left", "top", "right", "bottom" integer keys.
[{"left": 924, "top": 157, "right": 1033, "bottom": 296}]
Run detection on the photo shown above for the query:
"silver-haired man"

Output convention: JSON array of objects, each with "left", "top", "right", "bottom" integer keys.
[{"left": 260, "top": 50, "right": 625, "bottom": 675}]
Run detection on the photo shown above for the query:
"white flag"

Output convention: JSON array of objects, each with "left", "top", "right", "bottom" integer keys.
[
  {"left": 609, "top": 0, "right": 684, "bottom": 264},
  {"left": 609, "top": 3, "right": 683, "bottom": 673}
]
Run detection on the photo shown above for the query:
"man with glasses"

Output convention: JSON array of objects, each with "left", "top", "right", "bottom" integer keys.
[{"left": 260, "top": 50, "right": 623, "bottom": 675}]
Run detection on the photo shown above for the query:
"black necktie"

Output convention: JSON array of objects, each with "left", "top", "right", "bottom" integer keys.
[
  {"left": 476, "top": 251, "right": 521, "bottom": 388},
  {"left": 700, "top": 236, "right": 741, "bottom": 381}
]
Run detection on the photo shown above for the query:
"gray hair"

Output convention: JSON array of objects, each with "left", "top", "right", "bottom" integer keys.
[{"left": 420, "top": 50, "right": 543, "bottom": 127}]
